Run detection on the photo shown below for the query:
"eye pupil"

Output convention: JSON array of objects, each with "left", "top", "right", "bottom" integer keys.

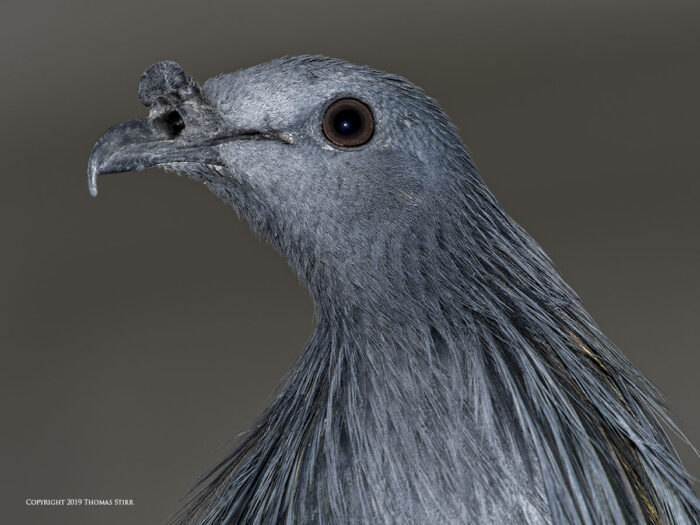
[
  {"left": 334, "top": 110, "right": 361, "bottom": 135},
  {"left": 322, "top": 98, "right": 374, "bottom": 147}
]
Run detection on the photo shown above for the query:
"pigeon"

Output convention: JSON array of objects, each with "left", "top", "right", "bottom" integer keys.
[{"left": 88, "top": 56, "right": 699, "bottom": 524}]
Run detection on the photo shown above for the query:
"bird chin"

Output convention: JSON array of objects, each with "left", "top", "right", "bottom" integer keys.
[{"left": 159, "top": 161, "right": 226, "bottom": 182}]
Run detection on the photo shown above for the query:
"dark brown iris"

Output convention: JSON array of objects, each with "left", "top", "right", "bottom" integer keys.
[{"left": 322, "top": 98, "right": 374, "bottom": 147}]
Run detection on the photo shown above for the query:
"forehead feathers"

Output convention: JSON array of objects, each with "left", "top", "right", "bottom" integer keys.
[{"left": 202, "top": 55, "right": 464, "bottom": 155}]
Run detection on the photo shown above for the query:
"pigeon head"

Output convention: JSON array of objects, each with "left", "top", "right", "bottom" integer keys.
[
  {"left": 88, "top": 57, "right": 700, "bottom": 524},
  {"left": 88, "top": 57, "right": 476, "bottom": 310}
]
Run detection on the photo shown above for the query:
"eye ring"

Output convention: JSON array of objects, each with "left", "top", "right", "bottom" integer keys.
[{"left": 322, "top": 98, "right": 374, "bottom": 147}]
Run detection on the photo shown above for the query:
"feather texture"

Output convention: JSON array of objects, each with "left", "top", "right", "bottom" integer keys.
[{"left": 96, "top": 56, "right": 699, "bottom": 524}]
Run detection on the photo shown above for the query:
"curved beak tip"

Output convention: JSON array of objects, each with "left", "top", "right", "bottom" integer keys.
[
  {"left": 88, "top": 170, "right": 98, "bottom": 197},
  {"left": 87, "top": 152, "right": 101, "bottom": 197}
]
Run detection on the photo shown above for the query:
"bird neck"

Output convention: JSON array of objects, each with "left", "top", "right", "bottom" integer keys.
[{"left": 183, "top": 172, "right": 700, "bottom": 523}]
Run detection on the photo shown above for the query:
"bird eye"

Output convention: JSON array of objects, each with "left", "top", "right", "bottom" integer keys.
[{"left": 322, "top": 98, "right": 374, "bottom": 147}]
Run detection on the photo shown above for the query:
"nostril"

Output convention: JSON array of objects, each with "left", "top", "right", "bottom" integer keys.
[{"left": 164, "top": 110, "right": 185, "bottom": 137}]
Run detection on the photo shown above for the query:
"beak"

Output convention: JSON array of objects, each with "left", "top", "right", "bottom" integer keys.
[
  {"left": 87, "top": 60, "right": 293, "bottom": 197},
  {"left": 87, "top": 112, "right": 229, "bottom": 197},
  {"left": 87, "top": 60, "right": 232, "bottom": 197}
]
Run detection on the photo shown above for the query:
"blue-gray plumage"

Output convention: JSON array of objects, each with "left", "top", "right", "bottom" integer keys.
[{"left": 87, "top": 56, "right": 699, "bottom": 524}]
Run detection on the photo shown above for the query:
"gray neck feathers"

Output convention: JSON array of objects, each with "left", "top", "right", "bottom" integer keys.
[{"left": 178, "top": 160, "right": 699, "bottom": 525}]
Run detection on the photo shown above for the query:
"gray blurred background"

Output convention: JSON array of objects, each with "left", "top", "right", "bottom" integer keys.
[{"left": 2, "top": 1, "right": 698, "bottom": 523}]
